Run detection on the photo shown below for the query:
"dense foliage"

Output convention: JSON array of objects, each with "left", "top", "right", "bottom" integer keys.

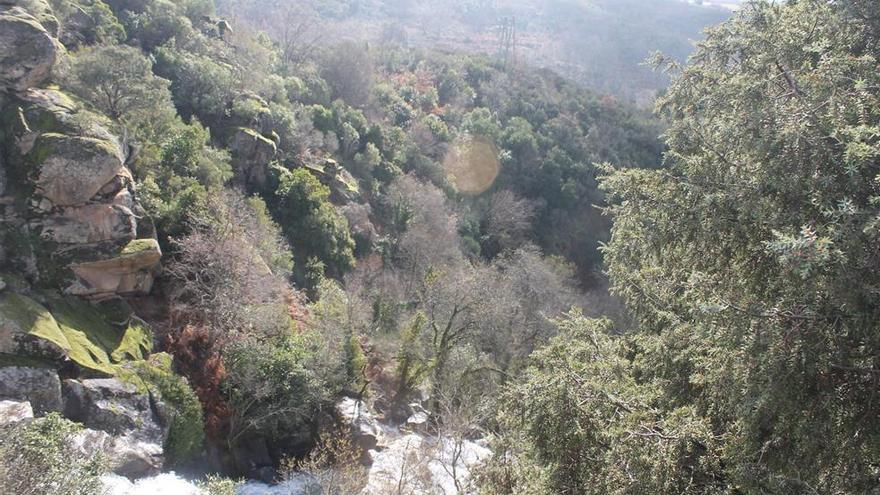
[
  {"left": 481, "top": 1, "right": 880, "bottom": 493},
  {"left": 21, "top": 0, "right": 877, "bottom": 490}
]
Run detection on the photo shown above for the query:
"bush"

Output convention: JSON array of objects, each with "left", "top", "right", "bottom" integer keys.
[
  {"left": 0, "top": 413, "right": 107, "bottom": 495},
  {"left": 274, "top": 168, "right": 355, "bottom": 282},
  {"left": 224, "top": 333, "right": 331, "bottom": 447},
  {"left": 197, "top": 475, "right": 241, "bottom": 495}
]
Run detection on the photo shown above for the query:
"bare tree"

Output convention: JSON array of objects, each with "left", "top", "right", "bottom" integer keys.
[
  {"left": 387, "top": 175, "right": 466, "bottom": 291},
  {"left": 482, "top": 189, "right": 537, "bottom": 257},
  {"left": 165, "top": 190, "right": 294, "bottom": 339}
]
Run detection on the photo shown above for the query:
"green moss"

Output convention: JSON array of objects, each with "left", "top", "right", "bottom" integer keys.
[
  {"left": 0, "top": 290, "right": 153, "bottom": 374},
  {"left": 0, "top": 292, "right": 72, "bottom": 355},
  {"left": 120, "top": 238, "right": 159, "bottom": 256},
  {"left": 43, "top": 294, "right": 152, "bottom": 374},
  {"left": 117, "top": 353, "right": 204, "bottom": 467}
]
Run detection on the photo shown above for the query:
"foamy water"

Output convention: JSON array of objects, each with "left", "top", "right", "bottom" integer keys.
[
  {"left": 101, "top": 473, "right": 203, "bottom": 495},
  {"left": 102, "top": 473, "right": 316, "bottom": 495}
]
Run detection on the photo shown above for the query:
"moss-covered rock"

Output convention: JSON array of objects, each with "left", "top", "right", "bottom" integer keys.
[
  {"left": 0, "top": 290, "right": 153, "bottom": 374},
  {"left": 43, "top": 293, "right": 152, "bottom": 371},
  {"left": 229, "top": 127, "right": 277, "bottom": 187},
  {"left": 0, "top": 291, "right": 69, "bottom": 361},
  {"left": 1, "top": 88, "right": 122, "bottom": 190}
]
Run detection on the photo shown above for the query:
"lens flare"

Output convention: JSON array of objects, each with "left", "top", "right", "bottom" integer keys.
[{"left": 442, "top": 134, "right": 500, "bottom": 195}]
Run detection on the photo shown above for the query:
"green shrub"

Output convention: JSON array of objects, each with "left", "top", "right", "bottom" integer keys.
[
  {"left": 0, "top": 413, "right": 107, "bottom": 495},
  {"left": 197, "top": 474, "right": 241, "bottom": 495}
]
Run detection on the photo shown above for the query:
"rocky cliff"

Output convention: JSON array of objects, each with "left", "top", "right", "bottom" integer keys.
[{"left": 0, "top": 0, "right": 180, "bottom": 478}]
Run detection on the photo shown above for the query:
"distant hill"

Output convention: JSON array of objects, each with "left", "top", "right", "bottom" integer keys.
[{"left": 219, "top": 0, "right": 731, "bottom": 105}]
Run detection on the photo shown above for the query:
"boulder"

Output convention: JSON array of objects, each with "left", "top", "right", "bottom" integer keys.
[
  {"left": 0, "top": 365, "right": 62, "bottom": 413},
  {"left": 0, "top": 7, "right": 58, "bottom": 92},
  {"left": 0, "top": 399, "right": 33, "bottom": 425},
  {"left": 403, "top": 410, "right": 430, "bottom": 435},
  {"left": 6, "top": 87, "right": 106, "bottom": 138},
  {"left": 41, "top": 203, "right": 137, "bottom": 244},
  {"left": 62, "top": 377, "right": 167, "bottom": 476},
  {"left": 67, "top": 238, "right": 162, "bottom": 298},
  {"left": 70, "top": 425, "right": 165, "bottom": 478},
  {"left": 31, "top": 133, "right": 126, "bottom": 206},
  {"left": 62, "top": 378, "right": 158, "bottom": 434},
  {"left": 230, "top": 127, "right": 277, "bottom": 187}
]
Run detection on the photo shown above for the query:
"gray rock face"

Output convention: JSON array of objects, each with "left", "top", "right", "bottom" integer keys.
[
  {"left": 230, "top": 127, "right": 277, "bottom": 187},
  {"left": 0, "top": 366, "right": 62, "bottom": 414},
  {"left": 62, "top": 378, "right": 161, "bottom": 435},
  {"left": 70, "top": 425, "right": 165, "bottom": 479},
  {"left": 0, "top": 7, "right": 58, "bottom": 92},
  {"left": 62, "top": 378, "right": 168, "bottom": 477},
  {"left": 33, "top": 133, "right": 127, "bottom": 207},
  {"left": 0, "top": 399, "right": 34, "bottom": 425},
  {"left": 41, "top": 203, "right": 137, "bottom": 244}
]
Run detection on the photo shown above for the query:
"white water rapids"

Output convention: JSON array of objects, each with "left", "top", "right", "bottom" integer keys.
[
  {"left": 101, "top": 473, "right": 316, "bottom": 495},
  {"left": 102, "top": 399, "right": 491, "bottom": 495}
]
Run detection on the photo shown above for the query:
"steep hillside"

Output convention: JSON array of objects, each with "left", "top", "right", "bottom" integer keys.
[{"left": 0, "top": 0, "right": 662, "bottom": 489}]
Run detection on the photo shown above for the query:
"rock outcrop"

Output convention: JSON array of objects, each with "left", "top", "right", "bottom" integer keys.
[
  {"left": 229, "top": 126, "right": 277, "bottom": 188},
  {"left": 64, "top": 378, "right": 168, "bottom": 477},
  {"left": 0, "top": 2, "right": 177, "bottom": 482},
  {"left": 0, "top": 0, "right": 159, "bottom": 300},
  {"left": 0, "top": 6, "right": 59, "bottom": 92},
  {"left": 67, "top": 239, "right": 162, "bottom": 298},
  {"left": 0, "top": 365, "right": 62, "bottom": 413}
]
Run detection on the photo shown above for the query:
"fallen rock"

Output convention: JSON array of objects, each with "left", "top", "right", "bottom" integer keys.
[
  {"left": 0, "top": 365, "right": 62, "bottom": 413},
  {"left": 403, "top": 410, "right": 430, "bottom": 435},
  {"left": 0, "top": 7, "right": 58, "bottom": 92},
  {"left": 0, "top": 399, "right": 33, "bottom": 425}
]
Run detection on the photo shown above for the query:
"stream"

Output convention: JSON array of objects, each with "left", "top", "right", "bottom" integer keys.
[{"left": 102, "top": 398, "right": 491, "bottom": 495}]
